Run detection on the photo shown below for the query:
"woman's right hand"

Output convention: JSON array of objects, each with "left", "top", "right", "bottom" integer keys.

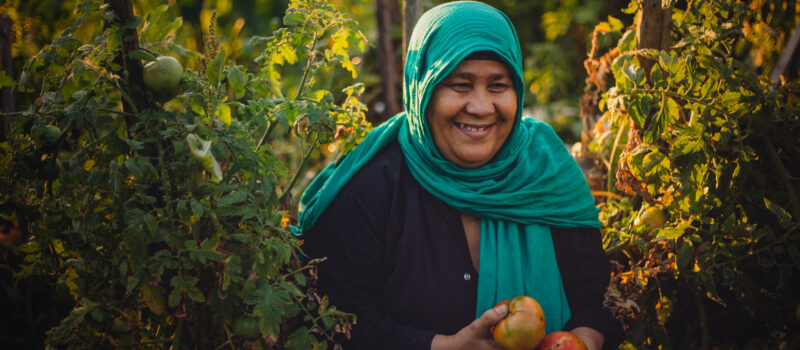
[{"left": 431, "top": 303, "right": 509, "bottom": 350}]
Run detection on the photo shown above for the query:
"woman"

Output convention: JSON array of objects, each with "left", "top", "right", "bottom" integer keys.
[{"left": 295, "top": 2, "right": 623, "bottom": 349}]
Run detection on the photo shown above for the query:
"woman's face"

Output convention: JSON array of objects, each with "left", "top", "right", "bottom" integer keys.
[{"left": 427, "top": 59, "right": 517, "bottom": 169}]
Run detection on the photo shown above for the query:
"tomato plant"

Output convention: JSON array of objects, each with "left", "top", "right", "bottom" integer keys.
[
  {"left": 0, "top": 0, "right": 369, "bottom": 348},
  {"left": 580, "top": 0, "right": 800, "bottom": 348},
  {"left": 493, "top": 296, "right": 546, "bottom": 350}
]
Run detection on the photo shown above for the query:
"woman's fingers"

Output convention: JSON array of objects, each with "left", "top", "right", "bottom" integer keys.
[
  {"left": 432, "top": 304, "right": 509, "bottom": 350},
  {"left": 472, "top": 303, "right": 508, "bottom": 333}
]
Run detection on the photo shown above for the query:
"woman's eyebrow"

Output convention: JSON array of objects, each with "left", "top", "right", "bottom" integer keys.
[{"left": 446, "top": 72, "right": 510, "bottom": 80}]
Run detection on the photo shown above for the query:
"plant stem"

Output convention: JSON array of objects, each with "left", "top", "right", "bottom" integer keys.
[
  {"left": 279, "top": 134, "right": 319, "bottom": 204},
  {"left": 293, "top": 33, "right": 319, "bottom": 102},
  {"left": 763, "top": 136, "right": 800, "bottom": 218},
  {"left": 256, "top": 121, "right": 277, "bottom": 150},
  {"left": 607, "top": 118, "right": 628, "bottom": 192},
  {"left": 592, "top": 190, "right": 625, "bottom": 201},
  {"left": 694, "top": 292, "right": 711, "bottom": 349}
]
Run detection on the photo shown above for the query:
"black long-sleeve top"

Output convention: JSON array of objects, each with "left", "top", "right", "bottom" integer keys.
[{"left": 303, "top": 141, "right": 624, "bottom": 349}]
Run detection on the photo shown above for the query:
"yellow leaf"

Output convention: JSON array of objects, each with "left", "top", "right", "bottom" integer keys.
[{"left": 217, "top": 103, "right": 231, "bottom": 125}]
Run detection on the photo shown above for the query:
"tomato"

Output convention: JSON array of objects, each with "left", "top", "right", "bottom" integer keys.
[
  {"left": 41, "top": 125, "right": 62, "bottom": 143},
  {"left": 633, "top": 206, "right": 666, "bottom": 232},
  {"left": 493, "top": 295, "right": 546, "bottom": 350},
  {"left": 536, "top": 331, "right": 588, "bottom": 350},
  {"left": 143, "top": 55, "right": 183, "bottom": 102},
  {"left": 232, "top": 315, "right": 260, "bottom": 340}
]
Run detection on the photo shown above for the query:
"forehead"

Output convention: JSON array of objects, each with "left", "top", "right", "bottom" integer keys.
[{"left": 446, "top": 59, "right": 512, "bottom": 78}]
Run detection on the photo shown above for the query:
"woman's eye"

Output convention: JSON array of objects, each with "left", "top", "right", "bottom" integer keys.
[
  {"left": 448, "top": 83, "right": 472, "bottom": 91},
  {"left": 489, "top": 83, "right": 509, "bottom": 92}
]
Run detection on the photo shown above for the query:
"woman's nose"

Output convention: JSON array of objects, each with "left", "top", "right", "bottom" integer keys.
[{"left": 464, "top": 89, "right": 495, "bottom": 116}]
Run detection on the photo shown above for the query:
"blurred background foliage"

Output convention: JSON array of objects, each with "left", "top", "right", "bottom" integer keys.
[
  {"left": 2, "top": 0, "right": 631, "bottom": 144},
  {"left": 3, "top": 0, "right": 798, "bottom": 144}
]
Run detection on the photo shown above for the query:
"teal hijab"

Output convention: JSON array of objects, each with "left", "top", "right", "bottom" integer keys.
[{"left": 294, "top": 1, "right": 600, "bottom": 333}]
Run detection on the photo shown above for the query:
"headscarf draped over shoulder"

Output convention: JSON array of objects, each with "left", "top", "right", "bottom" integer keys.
[{"left": 295, "top": 1, "right": 600, "bottom": 332}]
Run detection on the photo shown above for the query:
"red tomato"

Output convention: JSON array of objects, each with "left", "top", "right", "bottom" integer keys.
[
  {"left": 536, "top": 331, "right": 588, "bottom": 350},
  {"left": 492, "top": 296, "right": 546, "bottom": 350}
]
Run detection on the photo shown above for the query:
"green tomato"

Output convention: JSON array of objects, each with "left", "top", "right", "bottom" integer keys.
[
  {"left": 143, "top": 56, "right": 183, "bottom": 102},
  {"left": 634, "top": 206, "right": 666, "bottom": 232},
  {"left": 41, "top": 125, "right": 62, "bottom": 143},
  {"left": 232, "top": 315, "right": 260, "bottom": 340}
]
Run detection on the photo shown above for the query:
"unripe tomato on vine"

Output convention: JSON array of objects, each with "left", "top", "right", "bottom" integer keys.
[
  {"left": 143, "top": 55, "right": 183, "bottom": 102},
  {"left": 634, "top": 206, "right": 666, "bottom": 233}
]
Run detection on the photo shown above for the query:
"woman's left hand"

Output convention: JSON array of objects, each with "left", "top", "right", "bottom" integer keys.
[
  {"left": 570, "top": 327, "right": 604, "bottom": 350},
  {"left": 431, "top": 303, "right": 508, "bottom": 349}
]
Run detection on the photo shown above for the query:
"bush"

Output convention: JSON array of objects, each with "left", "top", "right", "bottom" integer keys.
[
  {"left": 0, "top": 0, "right": 369, "bottom": 348},
  {"left": 583, "top": 0, "right": 800, "bottom": 348}
]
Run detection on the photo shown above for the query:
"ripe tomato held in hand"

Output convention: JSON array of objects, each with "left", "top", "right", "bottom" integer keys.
[
  {"left": 492, "top": 295, "right": 546, "bottom": 350},
  {"left": 536, "top": 331, "right": 588, "bottom": 350}
]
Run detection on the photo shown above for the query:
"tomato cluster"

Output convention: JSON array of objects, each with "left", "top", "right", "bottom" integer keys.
[{"left": 491, "top": 296, "right": 588, "bottom": 350}]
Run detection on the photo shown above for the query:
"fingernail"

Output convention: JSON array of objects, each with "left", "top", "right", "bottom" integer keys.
[{"left": 494, "top": 303, "right": 508, "bottom": 315}]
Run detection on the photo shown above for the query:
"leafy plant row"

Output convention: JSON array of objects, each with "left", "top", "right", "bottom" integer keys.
[
  {"left": 582, "top": 0, "right": 800, "bottom": 348},
  {"left": 1, "top": 0, "right": 369, "bottom": 348}
]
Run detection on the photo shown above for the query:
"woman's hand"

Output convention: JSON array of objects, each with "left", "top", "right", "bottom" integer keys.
[
  {"left": 571, "top": 327, "right": 604, "bottom": 350},
  {"left": 431, "top": 303, "right": 508, "bottom": 350}
]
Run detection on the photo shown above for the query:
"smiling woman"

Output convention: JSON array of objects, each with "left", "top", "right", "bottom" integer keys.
[
  {"left": 294, "top": 2, "right": 624, "bottom": 349},
  {"left": 428, "top": 56, "right": 516, "bottom": 169}
]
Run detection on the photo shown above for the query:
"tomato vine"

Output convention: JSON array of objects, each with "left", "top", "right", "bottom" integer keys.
[
  {"left": 582, "top": 0, "right": 800, "bottom": 348},
  {"left": 0, "top": 0, "right": 369, "bottom": 348}
]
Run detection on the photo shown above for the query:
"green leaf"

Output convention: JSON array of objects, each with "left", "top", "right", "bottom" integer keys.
[
  {"left": 0, "top": 71, "right": 14, "bottom": 88},
  {"left": 190, "top": 199, "right": 204, "bottom": 217},
  {"left": 218, "top": 190, "right": 247, "bottom": 206},
  {"left": 252, "top": 281, "right": 291, "bottom": 338},
  {"left": 125, "top": 158, "right": 143, "bottom": 179},
  {"left": 655, "top": 227, "right": 683, "bottom": 240},
  {"left": 618, "top": 30, "right": 637, "bottom": 52},
  {"left": 676, "top": 242, "right": 695, "bottom": 270},
  {"left": 228, "top": 66, "right": 246, "bottom": 98},
  {"left": 764, "top": 198, "right": 792, "bottom": 229},
  {"left": 645, "top": 95, "right": 678, "bottom": 143},
  {"left": 607, "top": 16, "right": 624, "bottom": 32},
  {"left": 48, "top": 299, "right": 97, "bottom": 342},
  {"left": 627, "top": 97, "right": 649, "bottom": 128},
  {"left": 185, "top": 285, "right": 205, "bottom": 302},
  {"left": 128, "top": 49, "right": 156, "bottom": 62},
  {"left": 206, "top": 48, "right": 227, "bottom": 87},
  {"left": 283, "top": 11, "right": 306, "bottom": 26},
  {"left": 168, "top": 288, "right": 181, "bottom": 307},
  {"left": 275, "top": 109, "right": 290, "bottom": 131},
  {"left": 53, "top": 36, "right": 83, "bottom": 51},
  {"left": 216, "top": 205, "right": 256, "bottom": 219},
  {"left": 285, "top": 326, "right": 318, "bottom": 350}
]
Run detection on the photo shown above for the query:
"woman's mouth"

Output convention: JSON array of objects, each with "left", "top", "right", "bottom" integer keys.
[{"left": 454, "top": 121, "right": 494, "bottom": 138}]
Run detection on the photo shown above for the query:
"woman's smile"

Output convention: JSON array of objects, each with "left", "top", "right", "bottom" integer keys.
[
  {"left": 427, "top": 58, "right": 517, "bottom": 169},
  {"left": 454, "top": 121, "right": 495, "bottom": 138}
]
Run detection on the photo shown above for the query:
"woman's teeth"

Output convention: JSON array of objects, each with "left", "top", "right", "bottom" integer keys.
[{"left": 455, "top": 122, "right": 490, "bottom": 131}]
